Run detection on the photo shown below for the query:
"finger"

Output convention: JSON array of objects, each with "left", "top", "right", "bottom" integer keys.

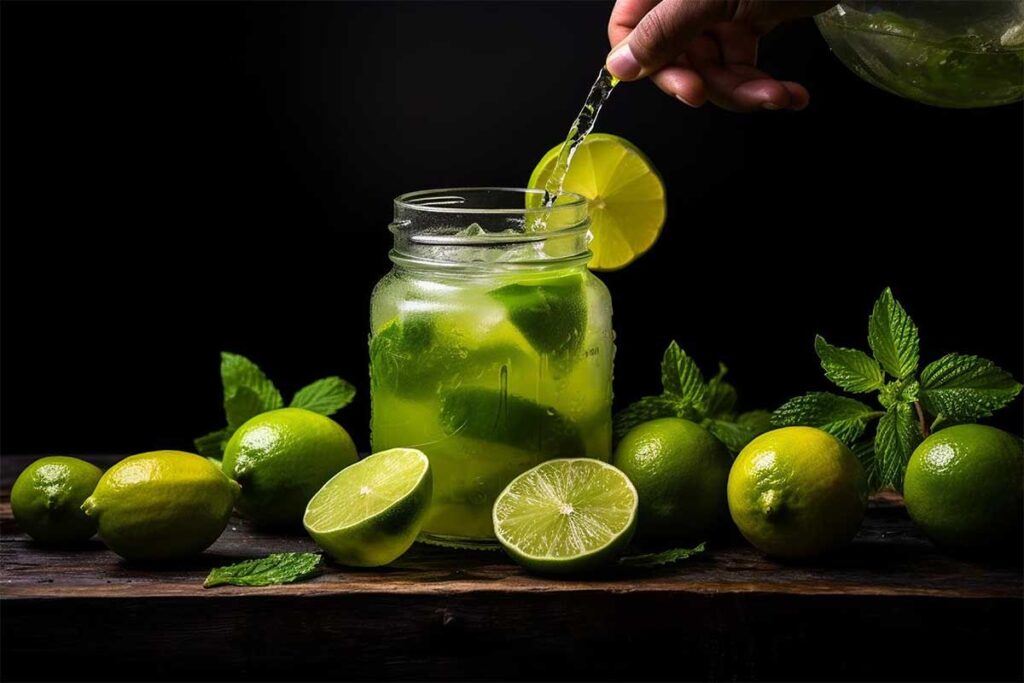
[
  {"left": 606, "top": 0, "right": 732, "bottom": 81},
  {"left": 780, "top": 81, "right": 811, "bottom": 110},
  {"left": 651, "top": 66, "right": 707, "bottom": 107},
  {"left": 699, "top": 62, "right": 794, "bottom": 112},
  {"left": 707, "top": 22, "right": 758, "bottom": 65},
  {"left": 608, "top": 0, "right": 661, "bottom": 48}
]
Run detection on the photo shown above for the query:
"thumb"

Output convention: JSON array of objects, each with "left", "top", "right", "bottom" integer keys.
[{"left": 606, "top": 0, "right": 731, "bottom": 80}]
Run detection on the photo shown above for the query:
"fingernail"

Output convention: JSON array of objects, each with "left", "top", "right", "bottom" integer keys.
[
  {"left": 606, "top": 44, "right": 641, "bottom": 80},
  {"left": 761, "top": 102, "right": 781, "bottom": 111},
  {"left": 676, "top": 94, "right": 697, "bottom": 107}
]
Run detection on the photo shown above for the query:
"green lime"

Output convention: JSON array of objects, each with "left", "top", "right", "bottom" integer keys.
[
  {"left": 11, "top": 456, "right": 103, "bottom": 545},
  {"left": 304, "top": 448, "right": 432, "bottom": 567},
  {"left": 728, "top": 427, "right": 867, "bottom": 559},
  {"left": 613, "top": 418, "right": 732, "bottom": 544},
  {"left": 528, "top": 133, "right": 666, "bottom": 271},
  {"left": 492, "top": 458, "right": 638, "bottom": 574},
  {"left": 222, "top": 408, "right": 358, "bottom": 527},
  {"left": 81, "top": 450, "right": 240, "bottom": 561},
  {"left": 904, "top": 424, "right": 1023, "bottom": 551}
]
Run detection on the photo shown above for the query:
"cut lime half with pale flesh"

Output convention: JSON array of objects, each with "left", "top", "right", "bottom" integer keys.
[
  {"left": 492, "top": 458, "right": 638, "bottom": 574},
  {"left": 529, "top": 133, "right": 666, "bottom": 271},
  {"left": 303, "top": 448, "right": 432, "bottom": 567}
]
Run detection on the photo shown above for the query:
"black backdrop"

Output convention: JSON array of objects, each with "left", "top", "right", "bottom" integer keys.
[{"left": 2, "top": 1, "right": 1022, "bottom": 457}]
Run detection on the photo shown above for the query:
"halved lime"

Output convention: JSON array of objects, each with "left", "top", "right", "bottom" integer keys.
[
  {"left": 492, "top": 458, "right": 638, "bottom": 574},
  {"left": 303, "top": 448, "right": 432, "bottom": 567},
  {"left": 529, "top": 133, "right": 665, "bottom": 271}
]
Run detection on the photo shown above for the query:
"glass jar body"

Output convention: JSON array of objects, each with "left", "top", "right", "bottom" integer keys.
[{"left": 369, "top": 261, "right": 614, "bottom": 545}]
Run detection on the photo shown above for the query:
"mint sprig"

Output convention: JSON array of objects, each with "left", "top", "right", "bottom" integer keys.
[
  {"left": 614, "top": 341, "right": 769, "bottom": 453},
  {"left": 203, "top": 552, "right": 322, "bottom": 588},
  {"left": 619, "top": 542, "right": 706, "bottom": 568},
  {"left": 194, "top": 352, "right": 355, "bottom": 459},
  {"left": 773, "top": 287, "right": 1021, "bottom": 491}
]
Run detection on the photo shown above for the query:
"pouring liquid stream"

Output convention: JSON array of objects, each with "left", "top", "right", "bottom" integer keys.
[{"left": 541, "top": 66, "right": 620, "bottom": 209}]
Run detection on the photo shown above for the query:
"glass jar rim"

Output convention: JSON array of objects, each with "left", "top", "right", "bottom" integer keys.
[{"left": 394, "top": 187, "right": 588, "bottom": 216}]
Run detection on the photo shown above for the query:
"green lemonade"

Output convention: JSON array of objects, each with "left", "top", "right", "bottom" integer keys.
[{"left": 370, "top": 220, "right": 613, "bottom": 545}]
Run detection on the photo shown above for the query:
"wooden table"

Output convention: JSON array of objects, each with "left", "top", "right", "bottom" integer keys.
[{"left": 2, "top": 456, "right": 1021, "bottom": 682}]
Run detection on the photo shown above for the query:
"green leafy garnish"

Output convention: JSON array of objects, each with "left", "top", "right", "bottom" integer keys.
[
  {"left": 194, "top": 352, "right": 355, "bottom": 459},
  {"left": 619, "top": 542, "right": 706, "bottom": 568},
  {"left": 773, "top": 287, "right": 1021, "bottom": 491},
  {"left": 488, "top": 273, "right": 587, "bottom": 359},
  {"left": 614, "top": 341, "right": 769, "bottom": 453},
  {"left": 203, "top": 552, "right": 322, "bottom": 588}
]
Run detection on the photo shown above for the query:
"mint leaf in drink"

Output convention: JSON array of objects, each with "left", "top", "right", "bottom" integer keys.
[
  {"left": 225, "top": 386, "right": 266, "bottom": 430},
  {"left": 614, "top": 395, "right": 694, "bottom": 440},
  {"left": 919, "top": 353, "right": 1023, "bottom": 420},
  {"left": 660, "top": 340, "right": 706, "bottom": 406},
  {"left": 488, "top": 273, "right": 587, "bottom": 359},
  {"left": 703, "top": 363, "right": 737, "bottom": 418},
  {"left": 195, "top": 427, "right": 232, "bottom": 459},
  {"left": 772, "top": 392, "right": 881, "bottom": 445},
  {"left": 203, "top": 552, "right": 322, "bottom": 588},
  {"left": 814, "top": 335, "right": 884, "bottom": 393},
  {"left": 874, "top": 402, "right": 923, "bottom": 490},
  {"left": 220, "top": 352, "right": 284, "bottom": 412},
  {"left": 867, "top": 288, "right": 919, "bottom": 379},
  {"left": 619, "top": 542, "right": 706, "bottom": 567},
  {"left": 290, "top": 377, "right": 356, "bottom": 416}
]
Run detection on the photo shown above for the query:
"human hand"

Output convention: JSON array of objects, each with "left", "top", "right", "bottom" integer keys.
[{"left": 607, "top": 0, "right": 832, "bottom": 111}]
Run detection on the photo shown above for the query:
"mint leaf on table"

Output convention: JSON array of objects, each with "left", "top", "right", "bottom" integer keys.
[
  {"left": 614, "top": 395, "right": 686, "bottom": 439},
  {"left": 225, "top": 386, "right": 267, "bottom": 430},
  {"left": 775, "top": 287, "right": 1020, "bottom": 493},
  {"left": 195, "top": 427, "right": 232, "bottom": 459},
  {"left": 220, "top": 352, "right": 284, "bottom": 412},
  {"left": 867, "top": 287, "right": 919, "bottom": 379},
  {"left": 619, "top": 542, "right": 706, "bottom": 568},
  {"left": 874, "top": 402, "right": 923, "bottom": 490},
  {"left": 290, "top": 377, "right": 356, "bottom": 416},
  {"left": 615, "top": 341, "right": 768, "bottom": 453},
  {"left": 703, "top": 363, "right": 738, "bottom": 418},
  {"left": 660, "top": 341, "right": 706, "bottom": 407},
  {"left": 919, "top": 353, "right": 1022, "bottom": 420},
  {"left": 814, "top": 335, "right": 885, "bottom": 393},
  {"left": 772, "top": 392, "right": 881, "bottom": 445},
  {"left": 203, "top": 552, "right": 322, "bottom": 588},
  {"left": 194, "top": 352, "right": 356, "bottom": 459}
]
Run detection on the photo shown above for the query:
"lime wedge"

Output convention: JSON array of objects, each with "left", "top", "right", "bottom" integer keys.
[
  {"left": 492, "top": 458, "right": 638, "bottom": 574},
  {"left": 488, "top": 271, "right": 587, "bottom": 359},
  {"left": 303, "top": 448, "right": 432, "bottom": 567},
  {"left": 440, "top": 388, "right": 585, "bottom": 458},
  {"left": 529, "top": 133, "right": 665, "bottom": 271}
]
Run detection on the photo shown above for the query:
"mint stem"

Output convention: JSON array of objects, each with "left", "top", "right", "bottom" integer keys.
[{"left": 913, "top": 401, "right": 929, "bottom": 439}]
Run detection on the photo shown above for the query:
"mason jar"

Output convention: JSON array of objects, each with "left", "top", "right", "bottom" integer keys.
[{"left": 369, "top": 188, "right": 614, "bottom": 547}]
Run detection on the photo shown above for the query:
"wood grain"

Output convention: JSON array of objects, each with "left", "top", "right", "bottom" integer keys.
[{"left": 1, "top": 455, "right": 1021, "bottom": 681}]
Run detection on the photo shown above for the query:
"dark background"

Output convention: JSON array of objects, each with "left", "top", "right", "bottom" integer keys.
[{"left": 2, "top": 1, "right": 1022, "bottom": 457}]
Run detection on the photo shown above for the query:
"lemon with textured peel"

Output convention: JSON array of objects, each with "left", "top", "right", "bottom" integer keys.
[
  {"left": 304, "top": 448, "right": 432, "bottom": 567},
  {"left": 11, "top": 456, "right": 103, "bottom": 545},
  {"left": 529, "top": 133, "right": 666, "bottom": 271},
  {"left": 82, "top": 450, "right": 239, "bottom": 561},
  {"left": 492, "top": 458, "right": 638, "bottom": 574}
]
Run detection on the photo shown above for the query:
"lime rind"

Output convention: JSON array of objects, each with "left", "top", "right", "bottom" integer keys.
[
  {"left": 303, "top": 448, "right": 433, "bottom": 567},
  {"left": 492, "top": 458, "right": 638, "bottom": 573}
]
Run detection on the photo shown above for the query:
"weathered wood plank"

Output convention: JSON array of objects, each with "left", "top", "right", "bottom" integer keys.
[{"left": 1, "top": 455, "right": 1021, "bottom": 681}]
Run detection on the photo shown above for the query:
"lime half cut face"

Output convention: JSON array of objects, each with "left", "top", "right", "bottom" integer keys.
[
  {"left": 492, "top": 458, "right": 638, "bottom": 574},
  {"left": 304, "top": 448, "right": 432, "bottom": 567}
]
